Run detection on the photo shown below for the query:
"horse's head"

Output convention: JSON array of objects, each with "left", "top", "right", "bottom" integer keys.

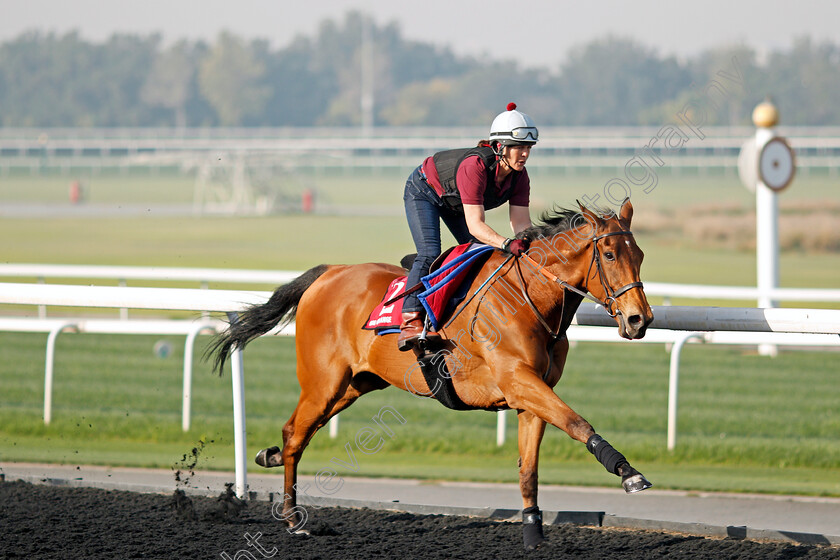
[{"left": 578, "top": 199, "right": 653, "bottom": 339}]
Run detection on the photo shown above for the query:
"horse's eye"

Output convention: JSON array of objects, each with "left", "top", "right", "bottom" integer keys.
[{"left": 604, "top": 251, "right": 616, "bottom": 262}]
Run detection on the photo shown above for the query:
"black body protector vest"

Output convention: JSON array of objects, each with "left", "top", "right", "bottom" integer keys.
[{"left": 431, "top": 146, "right": 519, "bottom": 213}]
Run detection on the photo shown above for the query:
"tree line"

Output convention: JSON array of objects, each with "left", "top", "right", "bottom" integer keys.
[{"left": 2, "top": 11, "right": 839, "bottom": 128}]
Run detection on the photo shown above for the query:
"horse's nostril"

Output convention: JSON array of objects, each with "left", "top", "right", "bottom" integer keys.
[{"left": 628, "top": 314, "right": 642, "bottom": 327}]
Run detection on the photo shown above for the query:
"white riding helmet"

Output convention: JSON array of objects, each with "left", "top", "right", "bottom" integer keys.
[{"left": 489, "top": 102, "right": 539, "bottom": 146}]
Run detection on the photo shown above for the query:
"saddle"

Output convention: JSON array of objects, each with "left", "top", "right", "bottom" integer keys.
[
  {"left": 364, "top": 243, "right": 494, "bottom": 333},
  {"left": 366, "top": 243, "right": 497, "bottom": 411}
]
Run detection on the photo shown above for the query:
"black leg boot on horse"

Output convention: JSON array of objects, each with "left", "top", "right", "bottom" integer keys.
[
  {"left": 587, "top": 434, "right": 653, "bottom": 493},
  {"left": 522, "top": 507, "right": 545, "bottom": 550}
]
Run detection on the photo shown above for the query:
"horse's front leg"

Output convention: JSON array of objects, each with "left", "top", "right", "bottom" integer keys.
[
  {"left": 517, "top": 409, "right": 548, "bottom": 550},
  {"left": 505, "top": 369, "right": 652, "bottom": 494}
]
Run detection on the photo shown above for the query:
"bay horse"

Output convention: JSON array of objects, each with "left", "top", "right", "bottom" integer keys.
[{"left": 210, "top": 199, "right": 654, "bottom": 550}]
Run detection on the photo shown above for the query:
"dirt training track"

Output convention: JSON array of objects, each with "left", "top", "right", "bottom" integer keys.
[{"left": 2, "top": 481, "right": 839, "bottom": 560}]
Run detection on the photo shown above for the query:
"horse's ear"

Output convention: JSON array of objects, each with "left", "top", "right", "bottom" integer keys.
[
  {"left": 619, "top": 198, "right": 633, "bottom": 226},
  {"left": 576, "top": 199, "right": 601, "bottom": 230}
]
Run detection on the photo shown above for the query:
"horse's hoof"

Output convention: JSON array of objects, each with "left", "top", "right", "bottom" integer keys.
[
  {"left": 622, "top": 472, "right": 653, "bottom": 493},
  {"left": 255, "top": 446, "right": 281, "bottom": 468}
]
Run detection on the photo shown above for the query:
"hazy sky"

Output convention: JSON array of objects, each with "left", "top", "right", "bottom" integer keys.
[{"left": 3, "top": 0, "right": 838, "bottom": 69}]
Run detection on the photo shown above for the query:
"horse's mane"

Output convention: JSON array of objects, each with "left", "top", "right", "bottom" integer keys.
[{"left": 523, "top": 204, "right": 612, "bottom": 239}]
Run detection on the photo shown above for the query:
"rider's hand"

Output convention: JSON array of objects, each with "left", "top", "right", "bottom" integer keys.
[{"left": 502, "top": 237, "right": 530, "bottom": 256}]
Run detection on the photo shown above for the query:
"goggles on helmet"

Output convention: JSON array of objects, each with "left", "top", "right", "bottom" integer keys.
[{"left": 510, "top": 127, "right": 539, "bottom": 141}]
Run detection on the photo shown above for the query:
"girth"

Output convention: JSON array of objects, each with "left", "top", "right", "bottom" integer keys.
[{"left": 412, "top": 343, "right": 479, "bottom": 411}]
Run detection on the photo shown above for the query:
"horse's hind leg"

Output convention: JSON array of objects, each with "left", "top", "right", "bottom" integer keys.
[
  {"left": 254, "top": 408, "right": 298, "bottom": 469},
  {"left": 269, "top": 392, "right": 343, "bottom": 532},
  {"left": 268, "top": 371, "right": 387, "bottom": 532},
  {"left": 269, "top": 370, "right": 390, "bottom": 461},
  {"left": 256, "top": 367, "right": 360, "bottom": 465}
]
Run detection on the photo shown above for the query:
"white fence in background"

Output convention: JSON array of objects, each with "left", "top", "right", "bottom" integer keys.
[
  {"left": 644, "top": 282, "right": 840, "bottom": 304},
  {"left": 513, "top": 325, "right": 840, "bottom": 450},
  {"left": 0, "top": 282, "right": 279, "bottom": 499},
  {"left": 3, "top": 126, "right": 840, "bottom": 173},
  {"left": 1, "top": 266, "right": 839, "bottom": 498},
  {"left": 3, "top": 317, "right": 220, "bottom": 428},
  {"left": 0, "top": 264, "right": 299, "bottom": 319},
  {"left": 3, "top": 264, "right": 839, "bottom": 309}
]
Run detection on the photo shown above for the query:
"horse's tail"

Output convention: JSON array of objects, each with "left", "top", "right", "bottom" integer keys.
[{"left": 208, "top": 264, "right": 329, "bottom": 375}]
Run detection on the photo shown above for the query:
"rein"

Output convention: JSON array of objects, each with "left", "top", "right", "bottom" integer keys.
[
  {"left": 512, "top": 228, "right": 643, "bottom": 380},
  {"left": 444, "top": 229, "right": 643, "bottom": 337},
  {"left": 516, "top": 228, "right": 644, "bottom": 333},
  {"left": 443, "top": 254, "right": 514, "bottom": 328},
  {"left": 420, "top": 228, "right": 643, "bottom": 381}
]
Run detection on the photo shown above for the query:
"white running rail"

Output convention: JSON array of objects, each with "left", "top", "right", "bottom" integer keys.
[{"left": 2, "top": 276, "right": 840, "bottom": 498}]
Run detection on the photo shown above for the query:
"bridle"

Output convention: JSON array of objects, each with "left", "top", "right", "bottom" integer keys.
[
  {"left": 441, "top": 225, "right": 643, "bottom": 381},
  {"left": 585, "top": 230, "right": 645, "bottom": 317},
  {"left": 515, "top": 227, "right": 644, "bottom": 336}
]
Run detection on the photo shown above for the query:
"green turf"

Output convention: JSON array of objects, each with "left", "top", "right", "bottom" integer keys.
[
  {"left": 4, "top": 167, "right": 837, "bottom": 209},
  {"left": 0, "top": 170, "right": 195, "bottom": 204},
  {"left": 2, "top": 169, "right": 837, "bottom": 291},
  {"left": 1, "top": 214, "right": 837, "bottom": 311},
  {"left": 1, "top": 169, "right": 839, "bottom": 496},
  {"left": 1, "top": 332, "right": 838, "bottom": 496}
]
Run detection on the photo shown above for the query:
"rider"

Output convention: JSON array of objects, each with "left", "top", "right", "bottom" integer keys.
[{"left": 398, "top": 102, "right": 538, "bottom": 351}]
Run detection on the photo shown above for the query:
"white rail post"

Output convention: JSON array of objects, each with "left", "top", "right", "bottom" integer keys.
[
  {"left": 755, "top": 125, "right": 779, "bottom": 358},
  {"left": 328, "top": 415, "right": 339, "bottom": 438},
  {"left": 43, "top": 322, "right": 78, "bottom": 425},
  {"left": 227, "top": 312, "right": 248, "bottom": 499},
  {"left": 496, "top": 409, "right": 507, "bottom": 447},
  {"left": 667, "top": 332, "right": 704, "bottom": 450},
  {"left": 182, "top": 323, "right": 218, "bottom": 432}
]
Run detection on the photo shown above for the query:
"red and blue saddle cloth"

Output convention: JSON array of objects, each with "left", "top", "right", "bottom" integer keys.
[{"left": 364, "top": 243, "right": 495, "bottom": 335}]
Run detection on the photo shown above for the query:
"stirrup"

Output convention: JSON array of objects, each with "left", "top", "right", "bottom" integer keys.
[
  {"left": 418, "top": 319, "right": 441, "bottom": 347},
  {"left": 398, "top": 314, "right": 440, "bottom": 352},
  {"left": 398, "top": 330, "right": 441, "bottom": 352}
]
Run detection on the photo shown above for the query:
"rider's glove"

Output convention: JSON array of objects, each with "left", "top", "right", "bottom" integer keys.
[{"left": 502, "top": 237, "right": 530, "bottom": 257}]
